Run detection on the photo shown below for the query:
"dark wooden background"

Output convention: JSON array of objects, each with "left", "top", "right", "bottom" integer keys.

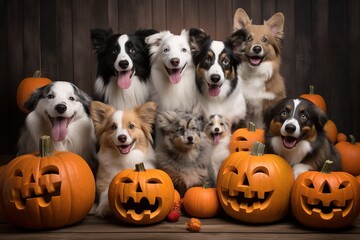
[{"left": 1, "top": 0, "right": 359, "bottom": 158}]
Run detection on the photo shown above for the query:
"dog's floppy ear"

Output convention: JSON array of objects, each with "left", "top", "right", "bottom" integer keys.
[
  {"left": 312, "top": 104, "right": 328, "bottom": 131},
  {"left": 90, "top": 28, "right": 114, "bottom": 54},
  {"left": 145, "top": 31, "right": 173, "bottom": 54},
  {"left": 90, "top": 101, "right": 115, "bottom": 137},
  {"left": 157, "top": 110, "right": 178, "bottom": 133},
  {"left": 189, "top": 28, "right": 210, "bottom": 56},
  {"left": 23, "top": 84, "right": 50, "bottom": 112},
  {"left": 136, "top": 101, "right": 157, "bottom": 142},
  {"left": 228, "top": 28, "right": 249, "bottom": 56},
  {"left": 72, "top": 83, "right": 92, "bottom": 115},
  {"left": 233, "top": 8, "right": 252, "bottom": 32}
]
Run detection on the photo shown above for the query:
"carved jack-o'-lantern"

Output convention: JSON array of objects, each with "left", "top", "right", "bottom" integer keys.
[
  {"left": 217, "top": 142, "right": 294, "bottom": 223},
  {"left": 229, "top": 122, "right": 264, "bottom": 153},
  {"left": 0, "top": 136, "right": 96, "bottom": 229},
  {"left": 108, "top": 163, "right": 175, "bottom": 225},
  {"left": 291, "top": 160, "right": 360, "bottom": 229}
]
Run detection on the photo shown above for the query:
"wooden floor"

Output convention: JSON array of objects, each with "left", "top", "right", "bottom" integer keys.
[{"left": 0, "top": 213, "right": 359, "bottom": 239}]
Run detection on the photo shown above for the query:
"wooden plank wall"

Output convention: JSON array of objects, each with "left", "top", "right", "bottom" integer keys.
[{"left": 1, "top": 0, "right": 359, "bottom": 157}]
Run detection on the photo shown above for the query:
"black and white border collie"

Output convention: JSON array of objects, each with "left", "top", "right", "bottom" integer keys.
[
  {"left": 17, "top": 81, "right": 97, "bottom": 172},
  {"left": 189, "top": 28, "right": 248, "bottom": 131},
  {"left": 90, "top": 28, "right": 158, "bottom": 110},
  {"left": 264, "top": 98, "right": 341, "bottom": 179}
]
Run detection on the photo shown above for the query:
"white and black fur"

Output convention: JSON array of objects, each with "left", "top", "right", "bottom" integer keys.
[
  {"left": 17, "top": 81, "right": 97, "bottom": 172},
  {"left": 204, "top": 114, "right": 231, "bottom": 184},
  {"left": 155, "top": 110, "right": 213, "bottom": 196},
  {"left": 91, "top": 28, "right": 158, "bottom": 110},
  {"left": 145, "top": 30, "right": 197, "bottom": 112},
  {"left": 264, "top": 98, "right": 341, "bottom": 179},
  {"left": 189, "top": 28, "right": 248, "bottom": 131}
]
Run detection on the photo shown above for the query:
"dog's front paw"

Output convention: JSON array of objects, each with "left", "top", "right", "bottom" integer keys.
[
  {"left": 95, "top": 203, "right": 112, "bottom": 218},
  {"left": 293, "top": 163, "right": 312, "bottom": 179}
]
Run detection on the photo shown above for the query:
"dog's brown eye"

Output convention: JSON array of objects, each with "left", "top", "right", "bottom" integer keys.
[
  {"left": 222, "top": 59, "right": 229, "bottom": 66},
  {"left": 281, "top": 111, "right": 287, "bottom": 117},
  {"left": 112, "top": 48, "right": 118, "bottom": 54},
  {"left": 182, "top": 48, "right": 187, "bottom": 53},
  {"left": 128, "top": 123, "right": 135, "bottom": 129},
  {"left": 262, "top": 37, "right": 269, "bottom": 44},
  {"left": 205, "top": 57, "right": 211, "bottom": 63},
  {"left": 111, "top": 123, "right": 117, "bottom": 130},
  {"left": 163, "top": 47, "right": 169, "bottom": 53},
  {"left": 47, "top": 94, "right": 54, "bottom": 99},
  {"left": 247, "top": 35, "right": 252, "bottom": 42},
  {"left": 301, "top": 114, "right": 307, "bottom": 121},
  {"left": 129, "top": 47, "right": 136, "bottom": 54},
  {"left": 69, "top": 96, "right": 75, "bottom": 101}
]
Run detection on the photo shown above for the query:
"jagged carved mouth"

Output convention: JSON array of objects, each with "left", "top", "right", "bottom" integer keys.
[{"left": 119, "top": 197, "right": 161, "bottom": 215}]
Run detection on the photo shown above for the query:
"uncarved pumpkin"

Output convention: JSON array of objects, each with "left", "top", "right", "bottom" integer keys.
[
  {"left": 108, "top": 162, "right": 175, "bottom": 225},
  {"left": 323, "top": 119, "right": 337, "bottom": 144},
  {"left": 291, "top": 160, "right": 360, "bottom": 229},
  {"left": 183, "top": 182, "right": 220, "bottom": 218},
  {"left": 0, "top": 136, "right": 95, "bottom": 229},
  {"left": 229, "top": 122, "right": 264, "bottom": 153},
  {"left": 300, "top": 85, "right": 327, "bottom": 113},
  {"left": 217, "top": 142, "right": 294, "bottom": 223},
  {"left": 17, "top": 70, "right": 52, "bottom": 113},
  {"left": 336, "top": 135, "right": 360, "bottom": 176}
]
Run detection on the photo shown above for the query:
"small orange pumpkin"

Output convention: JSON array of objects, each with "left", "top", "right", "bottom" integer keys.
[
  {"left": 335, "top": 135, "right": 360, "bottom": 176},
  {"left": 108, "top": 162, "right": 175, "bottom": 225},
  {"left": 0, "top": 136, "right": 95, "bottom": 229},
  {"left": 229, "top": 122, "right": 264, "bottom": 153},
  {"left": 291, "top": 160, "right": 360, "bottom": 229},
  {"left": 183, "top": 182, "right": 220, "bottom": 218},
  {"left": 217, "top": 142, "right": 294, "bottom": 223},
  {"left": 323, "top": 119, "right": 337, "bottom": 144},
  {"left": 17, "top": 70, "right": 52, "bottom": 113},
  {"left": 337, "top": 132, "right": 347, "bottom": 143},
  {"left": 300, "top": 85, "right": 327, "bottom": 113}
]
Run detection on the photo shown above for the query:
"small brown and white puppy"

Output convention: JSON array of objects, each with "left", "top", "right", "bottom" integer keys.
[
  {"left": 264, "top": 98, "right": 341, "bottom": 179},
  {"left": 155, "top": 110, "right": 213, "bottom": 196},
  {"left": 203, "top": 114, "right": 231, "bottom": 184},
  {"left": 233, "top": 8, "right": 286, "bottom": 129},
  {"left": 90, "top": 101, "right": 157, "bottom": 218}
]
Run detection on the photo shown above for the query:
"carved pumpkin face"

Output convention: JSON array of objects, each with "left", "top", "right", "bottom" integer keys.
[
  {"left": 108, "top": 163, "right": 174, "bottom": 225},
  {"left": 0, "top": 139, "right": 96, "bottom": 229},
  {"left": 291, "top": 167, "right": 360, "bottom": 229},
  {"left": 229, "top": 122, "right": 264, "bottom": 153},
  {"left": 217, "top": 145, "right": 294, "bottom": 223}
]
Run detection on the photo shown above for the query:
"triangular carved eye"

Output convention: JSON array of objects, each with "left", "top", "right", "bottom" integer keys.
[
  {"left": 339, "top": 181, "right": 349, "bottom": 189},
  {"left": 303, "top": 179, "right": 315, "bottom": 188},
  {"left": 224, "top": 166, "right": 238, "bottom": 175},
  {"left": 321, "top": 181, "right": 331, "bottom": 194}
]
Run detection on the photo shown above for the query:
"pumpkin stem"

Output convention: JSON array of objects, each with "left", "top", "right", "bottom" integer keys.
[
  {"left": 33, "top": 70, "right": 42, "bottom": 78},
  {"left": 203, "top": 182, "right": 210, "bottom": 189},
  {"left": 248, "top": 122, "right": 256, "bottom": 132},
  {"left": 309, "top": 85, "right": 315, "bottom": 94},
  {"left": 250, "top": 141, "right": 265, "bottom": 156},
  {"left": 321, "top": 160, "right": 333, "bottom": 174},
  {"left": 135, "top": 162, "right": 146, "bottom": 172},
  {"left": 349, "top": 135, "right": 356, "bottom": 145},
  {"left": 39, "top": 135, "right": 54, "bottom": 157}
]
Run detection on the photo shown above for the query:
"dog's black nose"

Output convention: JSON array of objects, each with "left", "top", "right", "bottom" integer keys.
[
  {"left": 55, "top": 104, "right": 67, "bottom": 114},
  {"left": 119, "top": 60, "right": 129, "bottom": 69},
  {"left": 187, "top": 136, "right": 193, "bottom": 143},
  {"left": 210, "top": 74, "right": 221, "bottom": 83},
  {"left": 252, "top": 45, "right": 262, "bottom": 54},
  {"left": 170, "top": 58, "right": 180, "bottom": 67},
  {"left": 285, "top": 124, "right": 296, "bottom": 134},
  {"left": 118, "top": 134, "right": 127, "bottom": 143},
  {"left": 214, "top": 127, "right": 220, "bottom": 132}
]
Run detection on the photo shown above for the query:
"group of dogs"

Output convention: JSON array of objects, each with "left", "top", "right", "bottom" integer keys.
[{"left": 17, "top": 9, "right": 341, "bottom": 218}]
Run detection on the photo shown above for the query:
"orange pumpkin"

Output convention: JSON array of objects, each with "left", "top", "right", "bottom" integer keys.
[
  {"left": 108, "top": 162, "right": 174, "bottom": 225},
  {"left": 229, "top": 122, "right": 264, "bottom": 153},
  {"left": 300, "top": 85, "right": 327, "bottom": 113},
  {"left": 323, "top": 119, "right": 337, "bottom": 144},
  {"left": 183, "top": 182, "right": 220, "bottom": 218},
  {"left": 335, "top": 135, "right": 360, "bottom": 176},
  {"left": 174, "top": 189, "right": 181, "bottom": 203},
  {"left": 217, "top": 142, "right": 294, "bottom": 223},
  {"left": 17, "top": 70, "right": 52, "bottom": 113},
  {"left": 291, "top": 160, "right": 360, "bottom": 229},
  {"left": 337, "top": 132, "right": 347, "bottom": 143},
  {"left": 0, "top": 136, "right": 95, "bottom": 229}
]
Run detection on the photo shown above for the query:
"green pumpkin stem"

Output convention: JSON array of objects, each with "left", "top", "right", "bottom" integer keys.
[
  {"left": 203, "top": 182, "right": 210, "bottom": 189},
  {"left": 33, "top": 70, "right": 42, "bottom": 78},
  {"left": 349, "top": 135, "right": 356, "bottom": 145},
  {"left": 135, "top": 162, "right": 146, "bottom": 172},
  {"left": 248, "top": 122, "right": 256, "bottom": 132},
  {"left": 39, "top": 135, "right": 54, "bottom": 157},
  {"left": 250, "top": 141, "right": 265, "bottom": 156},
  {"left": 321, "top": 160, "right": 333, "bottom": 174},
  {"left": 309, "top": 85, "right": 315, "bottom": 94}
]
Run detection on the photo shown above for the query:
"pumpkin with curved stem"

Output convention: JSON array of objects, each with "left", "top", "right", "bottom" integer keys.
[
  {"left": 183, "top": 182, "right": 220, "bottom": 218},
  {"left": 291, "top": 160, "right": 360, "bottom": 229},
  {"left": 335, "top": 135, "right": 360, "bottom": 176},
  {"left": 16, "top": 70, "right": 52, "bottom": 113},
  {"left": 229, "top": 122, "right": 264, "bottom": 153},
  {"left": 300, "top": 85, "right": 327, "bottom": 113},
  {"left": 217, "top": 141, "right": 294, "bottom": 223},
  {"left": 0, "top": 136, "right": 95, "bottom": 229},
  {"left": 108, "top": 162, "right": 175, "bottom": 225}
]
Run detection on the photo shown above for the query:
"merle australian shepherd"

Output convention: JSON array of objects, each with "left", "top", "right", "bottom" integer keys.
[{"left": 90, "top": 28, "right": 158, "bottom": 110}]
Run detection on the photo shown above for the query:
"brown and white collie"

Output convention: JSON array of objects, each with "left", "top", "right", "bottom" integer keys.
[
  {"left": 90, "top": 101, "right": 157, "bottom": 218},
  {"left": 233, "top": 8, "right": 286, "bottom": 129}
]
